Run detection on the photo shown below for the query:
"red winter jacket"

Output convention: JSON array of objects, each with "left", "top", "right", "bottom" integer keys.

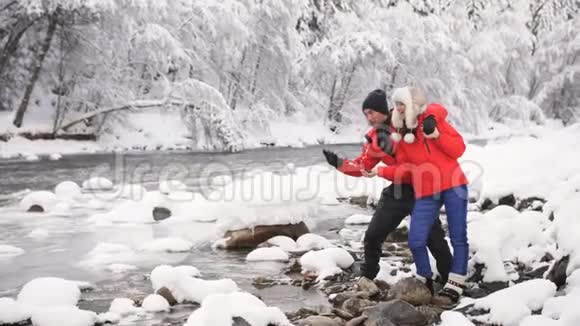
[
  {"left": 377, "top": 103, "right": 468, "bottom": 198},
  {"left": 338, "top": 127, "right": 411, "bottom": 184}
]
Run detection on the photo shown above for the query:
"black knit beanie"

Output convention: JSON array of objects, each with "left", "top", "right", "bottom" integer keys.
[{"left": 362, "top": 89, "right": 388, "bottom": 115}]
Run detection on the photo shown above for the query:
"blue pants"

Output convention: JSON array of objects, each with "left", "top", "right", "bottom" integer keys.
[{"left": 409, "top": 185, "right": 468, "bottom": 278}]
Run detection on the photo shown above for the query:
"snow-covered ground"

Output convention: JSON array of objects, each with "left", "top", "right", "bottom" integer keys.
[
  {"left": 1, "top": 121, "right": 580, "bottom": 325},
  {"left": 462, "top": 120, "right": 580, "bottom": 202},
  {"left": 0, "top": 110, "right": 366, "bottom": 159}
]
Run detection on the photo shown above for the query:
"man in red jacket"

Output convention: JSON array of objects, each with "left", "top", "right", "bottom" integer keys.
[{"left": 322, "top": 89, "right": 452, "bottom": 292}]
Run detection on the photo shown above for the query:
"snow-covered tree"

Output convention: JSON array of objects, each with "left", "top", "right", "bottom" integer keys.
[
  {"left": 1, "top": 0, "right": 578, "bottom": 149},
  {"left": 531, "top": 16, "right": 580, "bottom": 125}
]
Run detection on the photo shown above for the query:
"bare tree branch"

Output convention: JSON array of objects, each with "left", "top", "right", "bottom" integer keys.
[
  {"left": 59, "top": 99, "right": 169, "bottom": 131},
  {"left": 58, "top": 98, "right": 199, "bottom": 131}
]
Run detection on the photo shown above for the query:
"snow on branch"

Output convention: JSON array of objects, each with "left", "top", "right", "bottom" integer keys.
[{"left": 58, "top": 79, "right": 245, "bottom": 152}]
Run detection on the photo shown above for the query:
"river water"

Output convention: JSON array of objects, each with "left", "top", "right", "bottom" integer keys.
[{"left": 0, "top": 144, "right": 369, "bottom": 325}]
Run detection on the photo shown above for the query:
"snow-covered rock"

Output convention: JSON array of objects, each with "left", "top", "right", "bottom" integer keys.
[
  {"left": 82, "top": 177, "right": 114, "bottom": 191},
  {"left": 566, "top": 269, "right": 580, "bottom": 294},
  {"left": 537, "top": 270, "right": 580, "bottom": 325},
  {"left": 543, "top": 174, "right": 580, "bottom": 216},
  {"left": 31, "top": 306, "right": 97, "bottom": 326},
  {"left": 150, "top": 265, "right": 238, "bottom": 304},
  {"left": 542, "top": 292, "right": 580, "bottom": 322},
  {"left": 472, "top": 279, "right": 557, "bottom": 325},
  {"left": 20, "top": 191, "right": 58, "bottom": 212},
  {"left": 519, "top": 315, "right": 561, "bottom": 326},
  {"left": 246, "top": 247, "right": 289, "bottom": 262},
  {"left": 549, "top": 187, "right": 580, "bottom": 274},
  {"left": 468, "top": 209, "right": 551, "bottom": 282},
  {"left": 0, "top": 297, "right": 30, "bottom": 324},
  {"left": 439, "top": 311, "right": 475, "bottom": 326},
  {"left": 175, "top": 277, "right": 238, "bottom": 304},
  {"left": 17, "top": 277, "right": 81, "bottom": 307},
  {"left": 108, "top": 298, "right": 143, "bottom": 316},
  {"left": 54, "top": 181, "right": 81, "bottom": 198},
  {"left": 185, "top": 292, "right": 291, "bottom": 326},
  {"left": 484, "top": 205, "right": 519, "bottom": 220},
  {"left": 142, "top": 294, "right": 170, "bottom": 312},
  {"left": 151, "top": 265, "right": 201, "bottom": 290},
  {"left": 263, "top": 236, "right": 300, "bottom": 252},
  {"left": 296, "top": 233, "right": 334, "bottom": 251},
  {"left": 299, "top": 248, "right": 354, "bottom": 281}
]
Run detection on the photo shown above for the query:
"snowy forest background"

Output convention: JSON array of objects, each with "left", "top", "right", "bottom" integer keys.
[{"left": 0, "top": 0, "right": 579, "bottom": 152}]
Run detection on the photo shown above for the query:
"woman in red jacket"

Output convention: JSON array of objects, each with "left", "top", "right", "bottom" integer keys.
[{"left": 369, "top": 86, "right": 469, "bottom": 306}]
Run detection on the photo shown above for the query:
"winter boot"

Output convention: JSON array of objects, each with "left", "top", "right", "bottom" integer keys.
[{"left": 432, "top": 273, "right": 465, "bottom": 309}]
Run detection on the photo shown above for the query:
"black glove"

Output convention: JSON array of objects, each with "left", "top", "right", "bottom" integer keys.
[
  {"left": 322, "top": 149, "right": 343, "bottom": 169},
  {"left": 423, "top": 115, "right": 437, "bottom": 135},
  {"left": 376, "top": 126, "right": 393, "bottom": 155}
]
